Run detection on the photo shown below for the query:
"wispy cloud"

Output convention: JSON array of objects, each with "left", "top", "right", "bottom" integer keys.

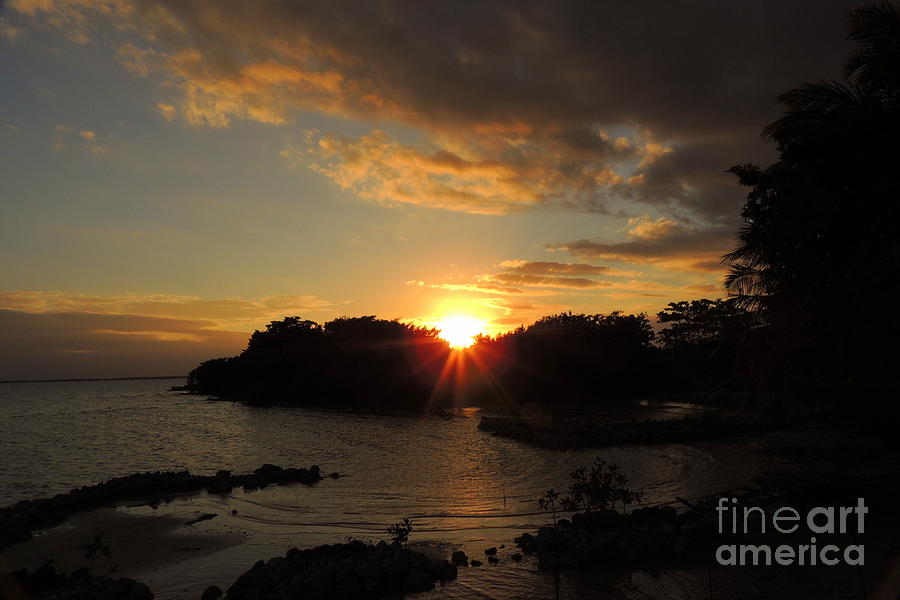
[
  {"left": 0, "top": 308, "right": 246, "bottom": 380},
  {"left": 549, "top": 223, "right": 734, "bottom": 272},
  {"left": 497, "top": 260, "right": 638, "bottom": 278},
  {"left": 51, "top": 124, "right": 111, "bottom": 154},
  {"left": 0, "top": 291, "right": 339, "bottom": 331},
  {"left": 483, "top": 273, "right": 609, "bottom": 289},
  {"left": 0, "top": 18, "right": 23, "bottom": 43}
]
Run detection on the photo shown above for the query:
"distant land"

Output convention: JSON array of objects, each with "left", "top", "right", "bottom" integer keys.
[{"left": 0, "top": 375, "right": 185, "bottom": 385}]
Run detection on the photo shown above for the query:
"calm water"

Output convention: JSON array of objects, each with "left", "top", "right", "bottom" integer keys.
[{"left": 0, "top": 379, "right": 782, "bottom": 599}]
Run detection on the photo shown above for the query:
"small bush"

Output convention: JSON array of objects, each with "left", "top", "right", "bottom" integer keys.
[
  {"left": 560, "top": 459, "right": 642, "bottom": 513},
  {"left": 386, "top": 518, "right": 414, "bottom": 548}
]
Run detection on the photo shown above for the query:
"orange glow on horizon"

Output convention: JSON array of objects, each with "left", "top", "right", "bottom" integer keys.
[{"left": 435, "top": 315, "right": 485, "bottom": 349}]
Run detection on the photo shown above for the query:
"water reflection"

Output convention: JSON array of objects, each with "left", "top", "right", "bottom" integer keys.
[{"left": 0, "top": 380, "right": 783, "bottom": 599}]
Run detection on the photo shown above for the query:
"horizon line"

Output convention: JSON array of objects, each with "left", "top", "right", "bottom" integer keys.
[{"left": 0, "top": 375, "right": 186, "bottom": 385}]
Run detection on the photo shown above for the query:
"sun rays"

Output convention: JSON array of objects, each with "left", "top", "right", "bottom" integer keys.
[{"left": 435, "top": 315, "right": 486, "bottom": 349}]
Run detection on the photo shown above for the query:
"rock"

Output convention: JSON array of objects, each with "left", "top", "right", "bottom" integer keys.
[
  {"left": 201, "top": 584, "right": 223, "bottom": 600},
  {"left": 329, "top": 472, "right": 340, "bottom": 479},
  {"left": 514, "top": 532, "right": 536, "bottom": 554},
  {"left": 484, "top": 546, "right": 497, "bottom": 556},
  {"left": 223, "top": 541, "right": 455, "bottom": 600},
  {"left": 572, "top": 509, "right": 623, "bottom": 532},
  {"left": 470, "top": 559, "right": 483, "bottom": 567},
  {"left": 128, "top": 581, "right": 154, "bottom": 600},
  {"left": 206, "top": 479, "right": 232, "bottom": 495},
  {"left": 186, "top": 513, "right": 218, "bottom": 525},
  {"left": 10, "top": 566, "right": 155, "bottom": 600},
  {"left": 487, "top": 555, "right": 499, "bottom": 564},
  {"left": 113, "top": 577, "right": 138, "bottom": 596},
  {"left": 255, "top": 463, "right": 283, "bottom": 474},
  {"left": 511, "top": 553, "right": 523, "bottom": 562},
  {"left": 450, "top": 550, "right": 468, "bottom": 565}
]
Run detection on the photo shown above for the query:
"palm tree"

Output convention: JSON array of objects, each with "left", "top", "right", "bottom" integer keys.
[
  {"left": 723, "top": 3, "right": 900, "bottom": 391},
  {"left": 845, "top": 3, "right": 900, "bottom": 98},
  {"left": 724, "top": 2, "right": 900, "bottom": 309}
]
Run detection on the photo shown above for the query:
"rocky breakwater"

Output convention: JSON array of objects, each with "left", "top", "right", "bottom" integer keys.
[
  {"left": 515, "top": 505, "right": 710, "bottom": 569},
  {"left": 0, "top": 464, "right": 329, "bottom": 549},
  {"left": 4, "top": 561, "right": 154, "bottom": 600},
  {"left": 222, "top": 541, "right": 457, "bottom": 600}
]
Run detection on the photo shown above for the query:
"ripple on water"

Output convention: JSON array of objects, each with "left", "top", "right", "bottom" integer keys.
[{"left": 0, "top": 379, "right": 780, "bottom": 599}]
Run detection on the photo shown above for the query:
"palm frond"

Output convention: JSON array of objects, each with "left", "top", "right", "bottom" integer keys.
[
  {"left": 844, "top": 2, "right": 900, "bottom": 85},
  {"left": 763, "top": 81, "right": 873, "bottom": 143}
]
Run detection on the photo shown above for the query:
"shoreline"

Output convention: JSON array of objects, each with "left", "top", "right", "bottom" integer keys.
[{"left": 0, "top": 464, "right": 329, "bottom": 550}]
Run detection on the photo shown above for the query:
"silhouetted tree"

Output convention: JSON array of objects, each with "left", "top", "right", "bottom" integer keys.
[
  {"left": 187, "top": 315, "right": 447, "bottom": 408},
  {"left": 656, "top": 299, "right": 754, "bottom": 391},
  {"left": 246, "top": 317, "right": 323, "bottom": 353},
  {"left": 723, "top": 3, "right": 900, "bottom": 399},
  {"left": 474, "top": 311, "right": 659, "bottom": 405},
  {"left": 657, "top": 299, "right": 746, "bottom": 350}
]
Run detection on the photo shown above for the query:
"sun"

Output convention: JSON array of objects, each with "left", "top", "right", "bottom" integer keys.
[{"left": 436, "top": 315, "right": 485, "bottom": 349}]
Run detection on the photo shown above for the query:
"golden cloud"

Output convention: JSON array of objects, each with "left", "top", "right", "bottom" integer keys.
[
  {"left": 626, "top": 214, "right": 680, "bottom": 241},
  {"left": 496, "top": 260, "right": 639, "bottom": 278},
  {"left": 483, "top": 273, "right": 610, "bottom": 289},
  {"left": 549, "top": 225, "right": 734, "bottom": 273},
  {"left": 281, "top": 128, "right": 645, "bottom": 214}
]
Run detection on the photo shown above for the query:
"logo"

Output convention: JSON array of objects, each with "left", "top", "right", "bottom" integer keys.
[{"left": 714, "top": 497, "right": 866, "bottom": 566}]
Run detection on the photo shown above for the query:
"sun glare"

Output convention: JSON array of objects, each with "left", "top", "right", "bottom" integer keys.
[{"left": 436, "top": 316, "right": 485, "bottom": 349}]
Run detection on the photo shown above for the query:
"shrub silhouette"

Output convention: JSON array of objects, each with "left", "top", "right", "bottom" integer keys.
[
  {"left": 559, "top": 459, "right": 642, "bottom": 514},
  {"left": 386, "top": 518, "right": 414, "bottom": 548}
]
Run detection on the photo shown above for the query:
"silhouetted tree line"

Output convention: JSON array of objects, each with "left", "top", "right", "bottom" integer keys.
[
  {"left": 187, "top": 306, "right": 751, "bottom": 409},
  {"left": 189, "top": 4, "right": 899, "bottom": 415},
  {"left": 187, "top": 316, "right": 450, "bottom": 408},
  {"left": 470, "top": 312, "right": 660, "bottom": 404}
]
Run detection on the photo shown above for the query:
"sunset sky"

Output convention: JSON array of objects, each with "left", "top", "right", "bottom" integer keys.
[{"left": 0, "top": 0, "right": 857, "bottom": 379}]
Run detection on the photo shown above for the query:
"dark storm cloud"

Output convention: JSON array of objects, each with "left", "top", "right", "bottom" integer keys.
[
  {"left": 93, "top": 0, "right": 861, "bottom": 219},
  {"left": 129, "top": 0, "right": 856, "bottom": 135}
]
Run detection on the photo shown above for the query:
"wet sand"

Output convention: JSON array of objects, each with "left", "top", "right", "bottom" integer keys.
[{"left": 0, "top": 507, "right": 245, "bottom": 583}]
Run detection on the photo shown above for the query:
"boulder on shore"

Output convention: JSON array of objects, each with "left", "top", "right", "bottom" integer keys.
[
  {"left": 223, "top": 541, "right": 456, "bottom": 600},
  {"left": 8, "top": 561, "right": 155, "bottom": 600}
]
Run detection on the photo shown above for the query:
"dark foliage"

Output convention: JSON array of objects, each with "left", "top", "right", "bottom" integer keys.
[
  {"left": 558, "top": 459, "right": 642, "bottom": 514},
  {"left": 655, "top": 299, "right": 757, "bottom": 391},
  {"left": 723, "top": 2, "right": 900, "bottom": 404},
  {"left": 188, "top": 316, "right": 449, "bottom": 408},
  {"left": 188, "top": 311, "right": 674, "bottom": 410},
  {"left": 471, "top": 312, "right": 661, "bottom": 404}
]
